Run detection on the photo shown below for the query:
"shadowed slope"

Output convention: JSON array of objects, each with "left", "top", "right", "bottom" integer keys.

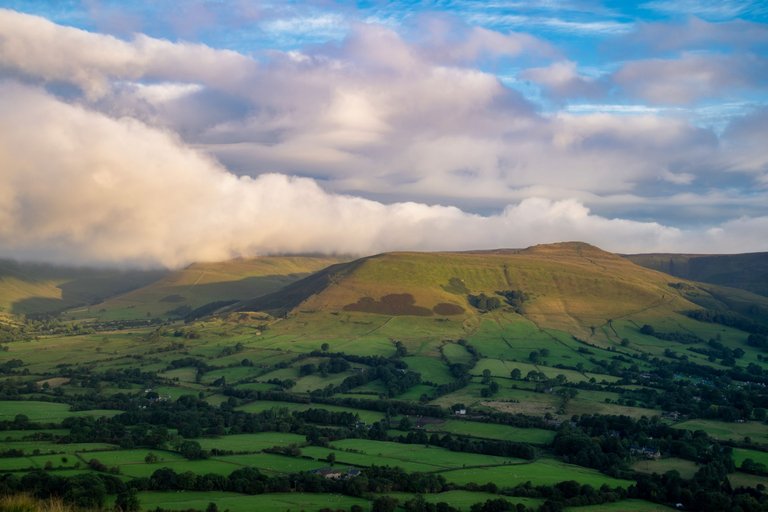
[
  {"left": 624, "top": 252, "right": 768, "bottom": 297},
  {"left": 73, "top": 256, "right": 349, "bottom": 320},
  {"left": 0, "top": 259, "right": 167, "bottom": 317}
]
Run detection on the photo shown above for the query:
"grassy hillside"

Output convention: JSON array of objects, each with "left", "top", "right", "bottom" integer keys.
[
  {"left": 624, "top": 252, "right": 768, "bottom": 297},
  {"left": 4, "top": 243, "right": 768, "bottom": 512},
  {"left": 239, "top": 242, "right": 710, "bottom": 338},
  {"left": 0, "top": 259, "right": 167, "bottom": 317},
  {"left": 70, "top": 256, "right": 348, "bottom": 321}
]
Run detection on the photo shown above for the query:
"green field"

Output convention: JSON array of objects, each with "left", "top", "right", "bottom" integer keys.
[
  {"left": 423, "top": 419, "right": 555, "bottom": 444},
  {"left": 732, "top": 448, "right": 768, "bottom": 467},
  {"left": 441, "top": 458, "right": 633, "bottom": 488},
  {"left": 384, "top": 491, "right": 543, "bottom": 510},
  {"left": 236, "top": 400, "right": 386, "bottom": 424},
  {"left": 672, "top": 420, "right": 768, "bottom": 444},
  {"left": 0, "top": 401, "right": 120, "bottom": 422},
  {"left": 565, "top": 499, "right": 677, "bottom": 511},
  {"left": 194, "top": 432, "right": 307, "bottom": 453},
  {"left": 313, "top": 439, "right": 524, "bottom": 472},
  {"left": 138, "top": 491, "right": 370, "bottom": 512},
  {"left": 632, "top": 458, "right": 699, "bottom": 479},
  {"left": 729, "top": 472, "right": 768, "bottom": 489}
]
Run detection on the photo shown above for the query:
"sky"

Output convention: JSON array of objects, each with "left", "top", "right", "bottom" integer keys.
[{"left": 0, "top": 1, "right": 767, "bottom": 267}]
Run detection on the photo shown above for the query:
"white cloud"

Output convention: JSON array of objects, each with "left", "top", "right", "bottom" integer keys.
[
  {"left": 0, "top": 83, "right": 765, "bottom": 268},
  {"left": 1, "top": 9, "right": 767, "bottom": 265}
]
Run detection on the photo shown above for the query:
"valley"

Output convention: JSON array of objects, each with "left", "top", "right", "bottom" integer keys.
[{"left": 1, "top": 243, "right": 767, "bottom": 512}]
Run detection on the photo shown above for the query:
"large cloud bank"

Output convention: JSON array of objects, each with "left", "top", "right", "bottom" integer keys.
[{"left": 0, "top": 9, "right": 767, "bottom": 267}]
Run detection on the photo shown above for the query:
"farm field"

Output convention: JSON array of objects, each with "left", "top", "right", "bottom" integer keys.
[
  {"left": 193, "top": 432, "right": 307, "bottom": 453},
  {"left": 440, "top": 458, "right": 633, "bottom": 488},
  {"left": 137, "top": 491, "right": 370, "bottom": 512},
  {"left": 0, "top": 401, "right": 119, "bottom": 422},
  {"left": 422, "top": 419, "right": 555, "bottom": 444},
  {"left": 632, "top": 458, "right": 700, "bottom": 479},
  {"left": 236, "top": 400, "right": 386, "bottom": 424},
  {"left": 565, "top": 500, "right": 678, "bottom": 511},
  {"left": 732, "top": 448, "right": 768, "bottom": 467},
  {"left": 672, "top": 420, "right": 768, "bottom": 445}
]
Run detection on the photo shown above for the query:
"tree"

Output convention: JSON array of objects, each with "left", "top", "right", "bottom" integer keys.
[
  {"left": 326, "top": 452, "right": 336, "bottom": 465},
  {"left": 372, "top": 496, "right": 399, "bottom": 512},
  {"left": 321, "top": 343, "right": 330, "bottom": 352},
  {"left": 510, "top": 368, "right": 521, "bottom": 380},
  {"left": 114, "top": 488, "right": 140, "bottom": 512}
]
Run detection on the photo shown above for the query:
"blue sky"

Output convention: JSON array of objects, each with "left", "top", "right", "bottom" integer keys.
[{"left": 0, "top": 1, "right": 767, "bottom": 265}]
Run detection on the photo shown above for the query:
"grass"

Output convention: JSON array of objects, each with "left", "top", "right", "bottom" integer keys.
[
  {"left": 672, "top": 419, "right": 768, "bottom": 444},
  {"left": 729, "top": 471, "right": 768, "bottom": 489},
  {"left": 423, "top": 419, "right": 555, "bottom": 445},
  {"left": 70, "top": 256, "right": 345, "bottom": 321},
  {"left": 0, "top": 493, "right": 77, "bottom": 512},
  {"left": 441, "top": 458, "right": 633, "bottom": 488},
  {"left": 384, "top": 491, "right": 543, "bottom": 510},
  {"left": 631, "top": 458, "right": 699, "bottom": 479},
  {"left": 194, "top": 432, "right": 307, "bottom": 453},
  {"left": 236, "top": 400, "right": 386, "bottom": 424},
  {"left": 138, "top": 491, "right": 370, "bottom": 512},
  {"left": 565, "top": 499, "right": 677, "bottom": 511},
  {"left": 732, "top": 448, "right": 768, "bottom": 467},
  {"left": 314, "top": 439, "right": 524, "bottom": 472},
  {"left": 213, "top": 452, "right": 334, "bottom": 474},
  {"left": 0, "top": 401, "right": 119, "bottom": 423},
  {"left": 402, "top": 356, "right": 453, "bottom": 384}
]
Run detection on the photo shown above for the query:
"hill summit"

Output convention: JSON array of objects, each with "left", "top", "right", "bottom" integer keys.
[{"left": 237, "top": 242, "right": 707, "bottom": 335}]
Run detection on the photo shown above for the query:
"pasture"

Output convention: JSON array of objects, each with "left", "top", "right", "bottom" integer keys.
[
  {"left": 632, "top": 458, "right": 699, "bottom": 479},
  {"left": 0, "top": 401, "right": 119, "bottom": 422},
  {"left": 672, "top": 419, "right": 768, "bottom": 445},
  {"left": 138, "top": 491, "right": 370, "bottom": 512},
  {"left": 423, "top": 419, "right": 555, "bottom": 445},
  {"left": 441, "top": 458, "right": 633, "bottom": 488}
]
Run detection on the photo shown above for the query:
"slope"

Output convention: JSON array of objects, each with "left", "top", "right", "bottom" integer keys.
[
  {"left": 624, "top": 252, "right": 768, "bottom": 297},
  {"left": 237, "top": 242, "right": 714, "bottom": 338},
  {"left": 0, "top": 259, "right": 167, "bottom": 317},
  {"left": 71, "top": 256, "right": 349, "bottom": 321}
]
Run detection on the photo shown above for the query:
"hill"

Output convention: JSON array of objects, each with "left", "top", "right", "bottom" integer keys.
[
  {"left": 238, "top": 242, "right": 754, "bottom": 338},
  {"left": 624, "top": 252, "right": 768, "bottom": 297},
  {"left": 0, "top": 259, "right": 167, "bottom": 317},
  {"left": 70, "top": 255, "right": 349, "bottom": 321}
]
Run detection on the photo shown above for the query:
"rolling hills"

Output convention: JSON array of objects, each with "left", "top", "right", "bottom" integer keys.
[
  {"left": 624, "top": 252, "right": 768, "bottom": 297},
  {"left": 0, "top": 259, "right": 167, "bottom": 317},
  {"left": 68, "top": 255, "right": 349, "bottom": 321},
  {"left": 237, "top": 242, "right": 767, "bottom": 339},
  {"left": 3, "top": 242, "right": 768, "bottom": 512}
]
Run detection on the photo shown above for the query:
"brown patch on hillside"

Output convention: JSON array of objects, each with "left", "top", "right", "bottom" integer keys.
[
  {"left": 433, "top": 303, "right": 465, "bottom": 315},
  {"left": 343, "top": 293, "right": 433, "bottom": 316}
]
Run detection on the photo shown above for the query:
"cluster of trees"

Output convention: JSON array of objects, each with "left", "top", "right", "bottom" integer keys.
[{"left": 467, "top": 290, "right": 528, "bottom": 313}]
